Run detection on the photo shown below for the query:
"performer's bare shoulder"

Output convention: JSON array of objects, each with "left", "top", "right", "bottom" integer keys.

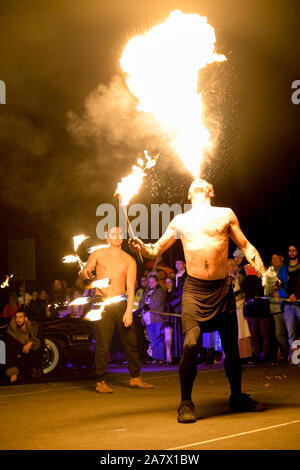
[
  {"left": 173, "top": 205, "right": 234, "bottom": 280},
  {"left": 130, "top": 178, "right": 266, "bottom": 282}
]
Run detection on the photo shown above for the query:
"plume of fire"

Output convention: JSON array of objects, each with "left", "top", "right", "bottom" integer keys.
[
  {"left": 1, "top": 274, "right": 13, "bottom": 289},
  {"left": 73, "top": 235, "right": 89, "bottom": 252},
  {"left": 120, "top": 10, "right": 226, "bottom": 178},
  {"left": 114, "top": 150, "right": 157, "bottom": 206},
  {"left": 62, "top": 254, "right": 85, "bottom": 270},
  {"left": 114, "top": 151, "right": 157, "bottom": 263},
  {"left": 85, "top": 295, "right": 126, "bottom": 321},
  {"left": 62, "top": 234, "right": 89, "bottom": 269}
]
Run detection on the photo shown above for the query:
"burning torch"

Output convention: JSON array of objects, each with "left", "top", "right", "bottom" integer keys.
[{"left": 114, "top": 151, "right": 157, "bottom": 263}]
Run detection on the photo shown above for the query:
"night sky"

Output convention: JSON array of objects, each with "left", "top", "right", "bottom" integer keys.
[{"left": 0, "top": 0, "right": 299, "bottom": 287}]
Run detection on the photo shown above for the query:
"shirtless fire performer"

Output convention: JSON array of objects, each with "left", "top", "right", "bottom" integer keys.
[
  {"left": 130, "top": 179, "right": 267, "bottom": 423},
  {"left": 79, "top": 226, "right": 153, "bottom": 393}
]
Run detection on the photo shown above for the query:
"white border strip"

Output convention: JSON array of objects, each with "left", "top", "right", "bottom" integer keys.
[{"left": 169, "top": 420, "right": 300, "bottom": 450}]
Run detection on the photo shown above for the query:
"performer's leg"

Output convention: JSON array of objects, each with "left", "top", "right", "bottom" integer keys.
[
  {"left": 179, "top": 325, "right": 201, "bottom": 401},
  {"left": 217, "top": 311, "right": 242, "bottom": 397},
  {"left": 116, "top": 307, "right": 141, "bottom": 378},
  {"left": 94, "top": 311, "right": 116, "bottom": 382},
  {"left": 218, "top": 310, "right": 265, "bottom": 412}
]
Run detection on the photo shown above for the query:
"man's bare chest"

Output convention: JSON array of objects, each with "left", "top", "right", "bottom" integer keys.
[
  {"left": 180, "top": 212, "right": 230, "bottom": 242},
  {"left": 97, "top": 255, "right": 128, "bottom": 277}
]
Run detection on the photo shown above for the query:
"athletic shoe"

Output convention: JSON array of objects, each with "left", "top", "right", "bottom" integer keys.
[
  {"left": 177, "top": 400, "right": 197, "bottom": 423},
  {"left": 229, "top": 393, "right": 265, "bottom": 412},
  {"left": 96, "top": 380, "right": 113, "bottom": 393},
  {"left": 129, "top": 377, "right": 154, "bottom": 389}
]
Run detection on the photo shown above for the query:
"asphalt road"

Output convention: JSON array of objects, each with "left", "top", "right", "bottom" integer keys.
[{"left": 0, "top": 363, "right": 299, "bottom": 451}]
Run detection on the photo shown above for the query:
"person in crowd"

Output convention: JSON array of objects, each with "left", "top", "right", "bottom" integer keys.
[
  {"left": 164, "top": 276, "right": 176, "bottom": 365},
  {"left": 228, "top": 255, "right": 252, "bottom": 362},
  {"left": 170, "top": 260, "right": 187, "bottom": 360},
  {"left": 18, "top": 286, "right": 31, "bottom": 308},
  {"left": 139, "top": 274, "right": 166, "bottom": 364},
  {"left": 27, "top": 291, "right": 47, "bottom": 320},
  {"left": 144, "top": 256, "right": 174, "bottom": 278},
  {"left": 278, "top": 245, "right": 300, "bottom": 356},
  {"left": 79, "top": 226, "right": 153, "bottom": 392},
  {"left": 47, "top": 279, "right": 67, "bottom": 319},
  {"left": 266, "top": 252, "right": 289, "bottom": 363},
  {"left": 69, "top": 289, "right": 85, "bottom": 318},
  {"left": 201, "top": 330, "right": 224, "bottom": 364},
  {"left": 242, "top": 261, "right": 272, "bottom": 363},
  {"left": 5, "top": 310, "right": 43, "bottom": 383},
  {"left": 1, "top": 292, "right": 19, "bottom": 318},
  {"left": 74, "top": 278, "right": 85, "bottom": 295},
  {"left": 132, "top": 276, "right": 149, "bottom": 363},
  {"left": 174, "top": 260, "right": 187, "bottom": 293}
]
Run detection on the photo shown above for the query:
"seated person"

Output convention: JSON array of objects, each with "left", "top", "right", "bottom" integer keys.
[{"left": 5, "top": 310, "right": 43, "bottom": 383}]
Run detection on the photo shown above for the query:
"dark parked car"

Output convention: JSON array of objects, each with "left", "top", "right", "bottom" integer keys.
[{"left": 0, "top": 315, "right": 95, "bottom": 377}]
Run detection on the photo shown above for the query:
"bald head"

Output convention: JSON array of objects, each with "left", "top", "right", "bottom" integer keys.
[{"left": 188, "top": 178, "right": 214, "bottom": 202}]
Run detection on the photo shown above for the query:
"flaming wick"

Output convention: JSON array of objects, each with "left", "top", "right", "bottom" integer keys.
[
  {"left": 1, "top": 274, "right": 13, "bottom": 289},
  {"left": 114, "top": 152, "right": 157, "bottom": 263}
]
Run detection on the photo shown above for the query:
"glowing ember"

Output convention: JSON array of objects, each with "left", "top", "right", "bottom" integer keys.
[
  {"left": 120, "top": 10, "right": 226, "bottom": 178},
  {"left": 1, "top": 274, "right": 13, "bottom": 289},
  {"left": 115, "top": 150, "right": 157, "bottom": 206},
  {"left": 85, "top": 295, "right": 126, "bottom": 321},
  {"left": 73, "top": 235, "right": 89, "bottom": 252}
]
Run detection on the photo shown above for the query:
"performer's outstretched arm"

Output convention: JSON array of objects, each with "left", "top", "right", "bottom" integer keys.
[
  {"left": 228, "top": 209, "right": 266, "bottom": 277},
  {"left": 129, "top": 218, "right": 179, "bottom": 259},
  {"left": 123, "top": 257, "right": 137, "bottom": 327}
]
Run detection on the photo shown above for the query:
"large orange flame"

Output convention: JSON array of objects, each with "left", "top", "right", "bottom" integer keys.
[{"left": 120, "top": 10, "right": 226, "bottom": 178}]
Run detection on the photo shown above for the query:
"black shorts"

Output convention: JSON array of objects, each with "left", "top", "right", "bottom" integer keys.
[{"left": 182, "top": 275, "right": 236, "bottom": 334}]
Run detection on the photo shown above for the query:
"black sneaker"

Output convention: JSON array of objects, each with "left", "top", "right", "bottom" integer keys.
[
  {"left": 177, "top": 400, "right": 197, "bottom": 423},
  {"left": 230, "top": 393, "right": 266, "bottom": 413}
]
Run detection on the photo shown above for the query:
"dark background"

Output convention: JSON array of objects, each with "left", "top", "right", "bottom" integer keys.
[{"left": 0, "top": 0, "right": 299, "bottom": 292}]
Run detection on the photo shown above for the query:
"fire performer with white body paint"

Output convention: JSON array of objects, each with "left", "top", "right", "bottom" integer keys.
[
  {"left": 130, "top": 179, "right": 268, "bottom": 422},
  {"left": 79, "top": 226, "right": 153, "bottom": 393}
]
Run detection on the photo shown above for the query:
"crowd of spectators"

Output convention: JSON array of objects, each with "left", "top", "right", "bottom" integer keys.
[
  {"left": 132, "top": 244, "right": 300, "bottom": 367},
  {"left": 1, "top": 244, "right": 299, "bottom": 383}
]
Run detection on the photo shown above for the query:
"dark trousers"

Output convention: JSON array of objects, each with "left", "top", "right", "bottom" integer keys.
[
  {"left": 6, "top": 335, "right": 43, "bottom": 378},
  {"left": 246, "top": 316, "right": 271, "bottom": 359},
  {"left": 179, "top": 310, "right": 241, "bottom": 401},
  {"left": 133, "top": 309, "right": 149, "bottom": 363},
  {"left": 95, "top": 301, "right": 141, "bottom": 381}
]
